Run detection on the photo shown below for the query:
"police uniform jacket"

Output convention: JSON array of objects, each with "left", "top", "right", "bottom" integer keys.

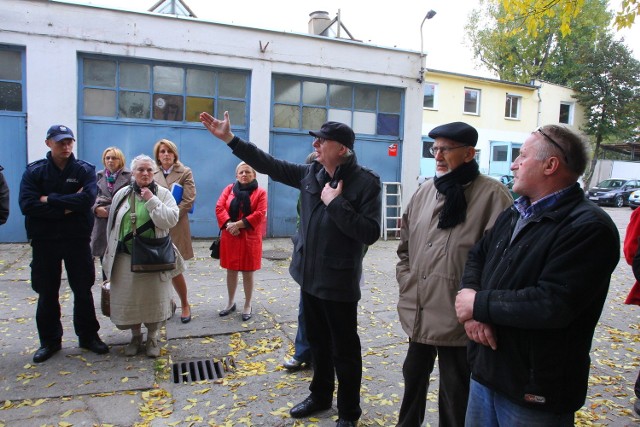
[
  {"left": 19, "top": 152, "right": 97, "bottom": 240},
  {"left": 228, "top": 136, "right": 381, "bottom": 303}
]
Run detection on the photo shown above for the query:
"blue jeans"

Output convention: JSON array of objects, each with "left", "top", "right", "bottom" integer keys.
[
  {"left": 293, "top": 291, "right": 311, "bottom": 362},
  {"left": 465, "top": 379, "right": 574, "bottom": 427}
]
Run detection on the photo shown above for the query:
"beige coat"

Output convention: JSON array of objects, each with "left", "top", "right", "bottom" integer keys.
[
  {"left": 154, "top": 162, "right": 195, "bottom": 260},
  {"left": 102, "top": 185, "right": 183, "bottom": 326},
  {"left": 396, "top": 175, "right": 513, "bottom": 346}
]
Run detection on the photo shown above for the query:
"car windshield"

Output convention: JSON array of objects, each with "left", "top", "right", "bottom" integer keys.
[{"left": 597, "top": 179, "right": 626, "bottom": 189}]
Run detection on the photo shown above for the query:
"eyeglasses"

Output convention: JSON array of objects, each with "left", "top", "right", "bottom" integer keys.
[
  {"left": 536, "top": 127, "right": 568, "bottom": 163},
  {"left": 313, "top": 137, "right": 328, "bottom": 145},
  {"left": 429, "top": 145, "right": 467, "bottom": 156}
]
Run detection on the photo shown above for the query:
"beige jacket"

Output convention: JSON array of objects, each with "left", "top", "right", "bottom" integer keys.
[
  {"left": 102, "top": 185, "right": 185, "bottom": 281},
  {"left": 396, "top": 175, "right": 513, "bottom": 346},
  {"left": 154, "top": 162, "right": 196, "bottom": 259}
]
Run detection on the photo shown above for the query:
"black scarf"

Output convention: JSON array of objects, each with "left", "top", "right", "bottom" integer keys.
[
  {"left": 229, "top": 179, "right": 258, "bottom": 221},
  {"left": 433, "top": 159, "right": 479, "bottom": 229}
]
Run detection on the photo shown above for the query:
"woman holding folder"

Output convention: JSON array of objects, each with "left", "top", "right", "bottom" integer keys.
[{"left": 153, "top": 139, "right": 194, "bottom": 323}]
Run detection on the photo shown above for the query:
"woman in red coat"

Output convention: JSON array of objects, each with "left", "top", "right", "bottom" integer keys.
[{"left": 215, "top": 162, "right": 267, "bottom": 321}]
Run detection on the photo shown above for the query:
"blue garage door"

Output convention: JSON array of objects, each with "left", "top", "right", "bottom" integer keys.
[
  {"left": 78, "top": 55, "right": 250, "bottom": 238},
  {"left": 267, "top": 76, "right": 403, "bottom": 237},
  {"left": 0, "top": 46, "right": 28, "bottom": 242}
]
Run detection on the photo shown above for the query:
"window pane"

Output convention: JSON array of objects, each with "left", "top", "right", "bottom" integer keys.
[
  {"left": 153, "top": 94, "right": 183, "bottom": 121},
  {"left": 0, "top": 50, "right": 21, "bottom": 80},
  {"left": 423, "top": 140, "right": 434, "bottom": 158},
  {"left": 119, "top": 91, "right": 150, "bottom": 118},
  {"left": 218, "top": 99, "right": 245, "bottom": 126},
  {"left": 377, "top": 113, "right": 400, "bottom": 136},
  {"left": 492, "top": 146, "right": 507, "bottom": 161},
  {"left": 379, "top": 89, "right": 401, "bottom": 113},
  {"left": 353, "top": 111, "right": 376, "bottom": 134},
  {"left": 0, "top": 82, "right": 22, "bottom": 111},
  {"left": 355, "top": 86, "right": 376, "bottom": 110},
  {"left": 302, "top": 81, "right": 327, "bottom": 105},
  {"left": 559, "top": 103, "right": 571, "bottom": 124},
  {"left": 273, "top": 104, "right": 300, "bottom": 128},
  {"left": 302, "top": 106, "right": 326, "bottom": 130},
  {"left": 186, "top": 69, "right": 215, "bottom": 96},
  {"left": 219, "top": 72, "right": 246, "bottom": 98},
  {"left": 511, "top": 147, "right": 520, "bottom": 162},
  {"left": 328, "top": 109, "right": 352, "bottom": 125},
  {"left": 120, "top": 62, "right": 150, "bottom": 90},
  {"left": 464, "top": 89, "right": 479, "bottom": 114},
  {"left": 274, "top": 78, "right": 300, "bottom": 103},
  {"left": 329, "top": 85, "right": 352, "bottom": 108},
  {"left": 84, "top": 59, "right": 116, "bottom": 87},
  {"left": 83, "top": 88, "right": 115, "bottom": 117},
  {"left": 186, "top": 96, "right": 214, "bottom": 122},
  {"left": 153, "top": 66, "right": 184, "bottom": 93},
  {"left": 424, "top": 84, "right": 435, "bottom": 108}
]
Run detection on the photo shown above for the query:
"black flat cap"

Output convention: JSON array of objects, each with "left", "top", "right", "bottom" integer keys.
[
  {"left": 309, "top": 121, "right": 355, "bottom": 150},
  {"left": 428, "top": 122, "right": 478, "bottom": 147}
]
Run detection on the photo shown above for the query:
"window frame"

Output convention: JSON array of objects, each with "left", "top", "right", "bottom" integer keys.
[
  {"left": 423, "top": 82, "right": 438, "bottom": 110},
  {"left": 505, "top": 93, "right": 521, "bottom": 120},
  {"left": 559, "top": 102, "right": 574, "bottom": 125},
  {"left": 463, "top": 87, "right": 481, "bottom": 115}
]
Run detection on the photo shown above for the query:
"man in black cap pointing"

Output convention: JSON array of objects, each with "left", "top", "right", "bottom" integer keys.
[
  {"left": 395, "top": 122, "right": 512, "bottom": 426},
  {"left": 201, "top": 112, "right": 381, "bottom": 427}
]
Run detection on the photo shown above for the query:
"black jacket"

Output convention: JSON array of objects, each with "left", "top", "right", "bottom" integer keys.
[
  {"left": 229, "top": 136, "right": 381, "bottom": 302},
  {"left": 461, "top": 184, "right": 619, "bottom": 413},
  {"left": 19, "top": 152, "right": 97, "bottom": 240},
  {"left": 0, "top": 165, "right": 8, "bottom": 225}
]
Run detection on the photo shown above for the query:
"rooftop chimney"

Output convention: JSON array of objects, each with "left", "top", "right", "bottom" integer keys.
[{"left": 308, "top": 11, "right": 333, "bottom": 36}]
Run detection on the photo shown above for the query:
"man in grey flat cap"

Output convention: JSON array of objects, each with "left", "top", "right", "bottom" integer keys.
[{"left": 395, "top": 122, "right": 513, "bottom": 426}]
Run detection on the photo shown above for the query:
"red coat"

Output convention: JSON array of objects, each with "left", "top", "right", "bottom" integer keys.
[
  {"left": 215, "top": 183, "right": 267, "bottom": 271},
  {"left": 623, "top": 208, "right": 640, "bottom": 305}
]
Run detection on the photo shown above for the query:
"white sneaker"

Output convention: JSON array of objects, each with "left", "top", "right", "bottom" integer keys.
[{"left": 283, "top": 356, "right": 306, "bottom": 371}]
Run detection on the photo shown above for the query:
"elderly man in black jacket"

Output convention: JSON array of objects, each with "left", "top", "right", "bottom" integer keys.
[
  {"left": 455, "top": 125, "right": 619, "bottom": 426},
  {"left": 201, "top": 111, "right": 381, "bottom": 427}
]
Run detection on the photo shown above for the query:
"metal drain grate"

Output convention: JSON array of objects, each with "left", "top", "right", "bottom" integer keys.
[{"left": 172, "top": 357, "right": 235, "bottom": 384}]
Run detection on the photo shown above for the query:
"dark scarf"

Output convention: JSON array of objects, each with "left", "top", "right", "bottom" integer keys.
[
  {"left": 230, "top": 179, "right": 258, "bottom": 221},
  {"left": 433, "top": 159, "right": 479, "bottom": 229}
]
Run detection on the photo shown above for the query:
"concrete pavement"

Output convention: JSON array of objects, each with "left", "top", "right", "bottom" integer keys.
[{"left": 0, "top": 207, "right": 638, "bottom": 426}]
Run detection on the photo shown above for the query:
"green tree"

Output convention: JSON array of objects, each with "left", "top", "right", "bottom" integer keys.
[
  {"left": 570, "top": 33, "right": 640, "bottom": 186},
  {"left": 497, "top": 0, "right": 638, "bottom": 33},
  {"left": 466, "top": 0, "right": 611, "bottom": 84}
]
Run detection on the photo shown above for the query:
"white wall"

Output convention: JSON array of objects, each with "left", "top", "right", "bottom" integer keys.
[{"left": 2, "top": 0, "right": 424, "bottom": 201}]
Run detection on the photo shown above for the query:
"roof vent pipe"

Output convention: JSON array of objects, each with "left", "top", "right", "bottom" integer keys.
[{"left": 308, "top": 11, "right": 332, "bottom": 36}]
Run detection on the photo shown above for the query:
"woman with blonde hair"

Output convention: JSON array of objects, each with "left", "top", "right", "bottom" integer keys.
[
  {"left": 153, "top": 139, "right": 194, "bottom": 323},
  {"left": 91, "top": 147, "right": 131, "bottom": 279},
  {"left": 215, "top": 162, "right": 267, "bottom": 321}
]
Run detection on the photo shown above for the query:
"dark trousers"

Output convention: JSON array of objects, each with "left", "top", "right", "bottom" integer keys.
[
  {"left": 30, "top": 239, "right": 100, "bottom": 347},
  {"left": 397, "top": 341, "right": 470, "bottom": 427},
  {"left": 302, "top": 291, "right": 362, "bottom": 421}
]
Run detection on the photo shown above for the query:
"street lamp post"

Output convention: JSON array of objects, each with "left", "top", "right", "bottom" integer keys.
[{"left": 419, "top": 9, "right": 437, "bottom": 83}]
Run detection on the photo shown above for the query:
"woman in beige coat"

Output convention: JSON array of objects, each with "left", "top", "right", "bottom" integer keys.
[
  {"left": 103, "top": 154, "right": 183, "bottom": 357},
  {"left": 153, "top": 139, "right": 194, "bottom": 323}
]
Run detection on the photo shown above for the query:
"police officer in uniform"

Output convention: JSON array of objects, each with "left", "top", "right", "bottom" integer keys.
[{"left": 19, "top": 124, "right": 109, "bottom": 363}]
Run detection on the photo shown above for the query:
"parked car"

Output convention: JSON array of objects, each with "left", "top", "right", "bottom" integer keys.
[
  {"left": 486, "top": 173, "right": 514, "bottom": 185},
  {"left": 587, "top": 178, "right": 640, "bottom": 207},
  {"left": 629, "top": 190, "right": 640, "bottom": 209}
]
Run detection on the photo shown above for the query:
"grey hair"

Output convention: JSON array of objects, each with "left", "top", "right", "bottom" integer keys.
[
  {"left": 342, "top": 147, "right": 354, "bottom": 158},
  {"left": 130, "top": 154, "right": 156, "bottom": 170},
  {"left": 534, "top": 125, "right": 589, "bottom": 177}
]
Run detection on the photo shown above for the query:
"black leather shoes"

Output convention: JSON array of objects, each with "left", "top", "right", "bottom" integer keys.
[
  {"left": 241, "top": 308, "right": 252, "bottom": 321},
  {"left": 219, "top": 303, "right": 236, "bottom": 317},
  {"left": 290, "top": 396, "right": 332, "bottom": 418},
  {"left": 336, "top": 419, "right": 357, "bottom": 427},
  {"left": 79, "top": 336, "right": 109, "bottom": 354},
  {"left": 33, "top": 343, "right": 62, "bottom": 363}
]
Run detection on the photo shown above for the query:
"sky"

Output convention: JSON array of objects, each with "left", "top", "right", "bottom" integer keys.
[{"left": 64, "top": 0, "right": 639, "bottom": 78}]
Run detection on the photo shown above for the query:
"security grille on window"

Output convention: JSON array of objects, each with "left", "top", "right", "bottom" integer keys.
[
  {"left": 81, "top": 57, "right": 248, "bottom": 125},
  {"left": 464, "top": 88, "right": 480, "bottom": 115},
  {"left": 505, "top": 94, "right": 521, "bottom": 119},
  {"left": 273, "top": 76, "right": 403, "bottom": 137}
]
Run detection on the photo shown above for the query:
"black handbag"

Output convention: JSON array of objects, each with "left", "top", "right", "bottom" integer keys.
[
  {"left": 209, "top": 230, "right": 221, "bottom": 259},
  {"left": 127, "top": 192, "right": 176, "bottom": 273}
]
